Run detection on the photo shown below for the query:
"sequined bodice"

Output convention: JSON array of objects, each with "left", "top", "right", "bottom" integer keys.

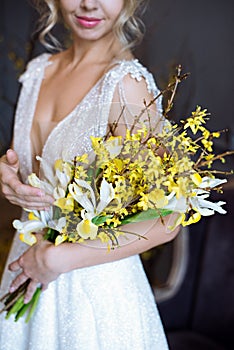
[{"left": 13, "top": 53, "right": 160, "bottom": 183}]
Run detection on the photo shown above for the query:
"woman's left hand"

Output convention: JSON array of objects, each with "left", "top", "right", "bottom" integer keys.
[{"left": 8, "top": 234, "right": 61, "bottom": 303}]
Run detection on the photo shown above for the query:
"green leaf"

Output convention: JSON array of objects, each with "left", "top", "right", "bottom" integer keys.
[
  {"left": 87, "top": 167, "right": 95, "bottom": 182},
  {"left": 92, "top": 215, "right": 112, "bottom": 226},
  {"left": 43, "top": 228, "right": 59, "bottom": 243},
  {"left": 120, "top": 209, "right": 173, "bottom": 225}
]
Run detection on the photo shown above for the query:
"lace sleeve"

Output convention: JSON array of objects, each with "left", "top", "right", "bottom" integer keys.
[{"left": 109, "top": 68, "right": 164, "bottom": 134}]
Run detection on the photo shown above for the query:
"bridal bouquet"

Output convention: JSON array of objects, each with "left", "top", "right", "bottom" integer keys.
[{"left": 1, "top": 67, "right": 233, "bottom": 323}]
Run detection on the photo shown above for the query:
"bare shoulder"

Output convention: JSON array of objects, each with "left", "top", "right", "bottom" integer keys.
[
  {"left": 121, "top": 72, "right": 155, "bottom": 107},
  {"left": 111, "top": 58, "right": 158, "bottom": 107}
]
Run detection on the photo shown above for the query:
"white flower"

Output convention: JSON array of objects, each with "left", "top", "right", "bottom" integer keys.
[
  {"left": 76, "top": 210, "right": 98, "bottom": 240},
  {"left": 164, "top": 176, "right": 227, "bottom": 217},
  {"left": 69, "top": 178, "right": 115, "bottom": 239},
  {"left": 13, "top": 208, "right": 66, "bottom": 246},
  {"left": 29, "top": 156, "right": 73, "bottom": 200},
  {"left": 69, "top": 178, "right": 115, "bottom": 217},
  {"left": 189, "top": 190, "right": 226, "bottom": 216},
  {"left": 198, "top": 176, "right": 227, "bottom": 189},
  {"left": 104, "top": 136, "right": 123, "bottom": 158},
  {"left": 48, "top": 217, "right": 67, "bottom": 232},
  {"left": 13, "top": 218, "right": 46, "bottom": 235},
  {"left": 28, "top": 173, "right": 54, "bottom": 195}
]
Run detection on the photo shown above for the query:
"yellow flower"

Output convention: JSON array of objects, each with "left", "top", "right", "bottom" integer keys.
[
  {"left": 148, "top": 189, "right": 168, "bottom": 208},
  {"left": 202, "top": 139, "right": 213, "bottom": 152},
  {"left": 106, "top": 217, "right": 122, "bottom": 227},
  {"left": 202, "top": 128, "right": 210, "bottom": 140},
  {"left": 138, "top": 193, "right": 149, "bottom": 211},
  {"left": 191, "top": 172, "right": 202, "bottom": 186},
  {"left": 182, "top": 212, "right": 201, "bottom": 226},
  {"left": 205, "top": 154, "right": 215, "bottom": 168},
  {"left": 212, "top": 132, "right": 220, "bottom": 138},
  {"left": 90, "top": 136, "right": 102, "bottom": 150},
  {"left": 125, "top": 129, "right": 141, "bottom": 141},
  {"left": 54, "top": 196, "right": 74, "bottom": 211},
  {"left": 183, "top": 106, "right": 208, "bottom": 134},
  {"left": 113, "top": 158, "right": 124, "bottom": 172},
  {"left": 164, "top": 176, "right": 190, "bottom": 198},
  {"left": 98, "top": 231, "right": 110, "bottom": 243},
  {"left": 74, "top": 165, "right": 87, "bottom": 179},
  {"left": 76, "top": 153, "right": 89, "bottom": 164}
]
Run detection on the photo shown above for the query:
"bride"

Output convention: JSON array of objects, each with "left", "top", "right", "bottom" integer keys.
[{"left": 0, "top": 1, "right": 179, "bottom": 349}]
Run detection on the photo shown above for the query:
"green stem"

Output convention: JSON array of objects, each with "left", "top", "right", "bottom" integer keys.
[
  {"left": 5, "top": 295, "right": 25, "bottom": 320},
  {"left": 25, "top": 287, "right": 42, "bottom": 323},
  {"left": 14, "top": 302, "right": 32, "bottom": 322}
]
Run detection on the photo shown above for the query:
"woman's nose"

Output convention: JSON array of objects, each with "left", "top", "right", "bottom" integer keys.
[{"left": 80, "top": 0, "right": 98, "bottom": 11}]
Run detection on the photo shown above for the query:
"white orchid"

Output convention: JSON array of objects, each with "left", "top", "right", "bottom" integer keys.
[{"left": 69, "top": 178, "right": 115, "bottom": 239}]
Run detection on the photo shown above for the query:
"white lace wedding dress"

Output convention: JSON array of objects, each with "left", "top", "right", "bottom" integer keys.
[{"left": 0, "top": 53, "right": 169, "bottom": 350}]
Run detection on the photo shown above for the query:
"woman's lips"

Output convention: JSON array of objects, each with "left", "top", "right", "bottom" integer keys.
[{"left": 76, "top": 16, "right": 102, "bottom": 28}]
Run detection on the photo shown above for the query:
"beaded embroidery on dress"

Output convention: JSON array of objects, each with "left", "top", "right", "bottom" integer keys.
[{"left": 0, "top": 53, "right": 169, "bottom": 350}]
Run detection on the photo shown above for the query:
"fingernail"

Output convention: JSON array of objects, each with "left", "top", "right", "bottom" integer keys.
[{"left": 9, "top": 286, "right": 15, "bottom": 293}]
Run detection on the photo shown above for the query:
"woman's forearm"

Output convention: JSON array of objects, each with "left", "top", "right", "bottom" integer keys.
[{"left": 47, "top": 213, "right": 180, "bottom": 273}]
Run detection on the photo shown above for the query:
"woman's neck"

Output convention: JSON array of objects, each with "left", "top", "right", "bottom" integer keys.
[{"left": 63, "top": 34, "right": 133, "bottom": 67}]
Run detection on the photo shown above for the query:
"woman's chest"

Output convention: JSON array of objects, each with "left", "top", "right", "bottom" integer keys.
[{"left": 33, "top": 63, "right": 109, "bottom": 124}]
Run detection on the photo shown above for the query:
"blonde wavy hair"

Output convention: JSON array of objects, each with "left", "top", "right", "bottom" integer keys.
[{"left": 31, "top": 0, "right": 148, "bottom": 51}]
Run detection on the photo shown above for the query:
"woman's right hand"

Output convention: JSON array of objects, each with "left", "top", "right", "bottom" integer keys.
[{"left": 0, "top": 149, "right": 54, "bottom": 210}]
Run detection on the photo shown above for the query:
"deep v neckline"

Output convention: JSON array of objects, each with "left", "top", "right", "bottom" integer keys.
[{"left": 30, "top": 54, "right": 114, "bottom": 172}]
